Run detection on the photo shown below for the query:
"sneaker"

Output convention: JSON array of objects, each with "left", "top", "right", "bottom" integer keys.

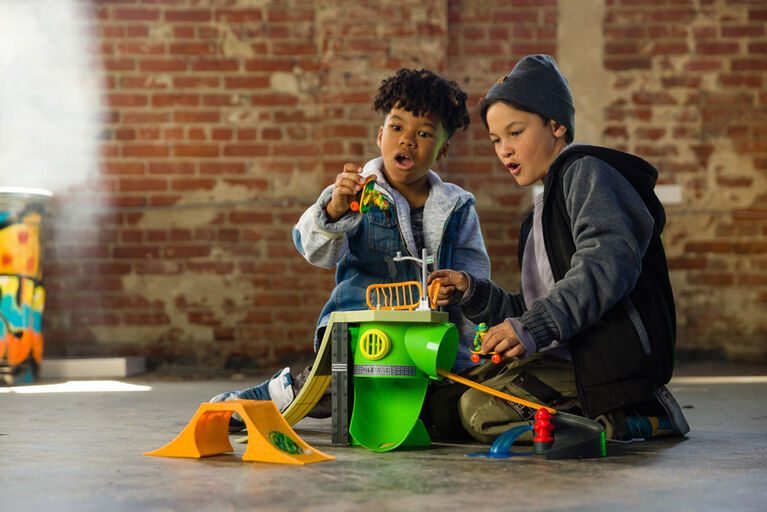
[
  {"left": 209, "top": 367, "right": 295, "bottom": 433},
  {"left": 266, "top": 367, "right": 295, "bottom": 412},
  {"left": 603, "top": 385, "right": 690, "bottom": 442},
  {"left": 624, "top": 415, "right": 675, "bottom": 439},
  {"left": 653, "top": 384, "right": 690, "bottom": 436}
]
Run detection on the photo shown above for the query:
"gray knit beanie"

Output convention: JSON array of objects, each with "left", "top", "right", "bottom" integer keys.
[{"left": 482, "top": 54, "right": 575, "bottom": 143}]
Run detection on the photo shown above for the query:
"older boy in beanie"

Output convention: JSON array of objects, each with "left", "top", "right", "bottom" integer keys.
[
  {"left": 429, "top": 55, "right": 689, "bottom": 443},
  {"left": 210, "top": 69, "right": 491, "bottom": 431}
]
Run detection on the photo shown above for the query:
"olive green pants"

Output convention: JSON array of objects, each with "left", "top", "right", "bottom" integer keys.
[{"left": 423, "top": 353, "right": 578, "bottom": 444}]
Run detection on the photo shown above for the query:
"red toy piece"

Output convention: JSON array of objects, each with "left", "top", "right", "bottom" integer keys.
[
  {"left": 533, "top": 409, "right": 554, "bottom": 442},
  {"left": 533, "top": 408, "right": 555, "bottom": 455}
]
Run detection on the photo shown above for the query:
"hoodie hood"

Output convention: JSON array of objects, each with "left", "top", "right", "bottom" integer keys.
[{"left": 550, "top": 144, "right": 665, "bottom": 232}]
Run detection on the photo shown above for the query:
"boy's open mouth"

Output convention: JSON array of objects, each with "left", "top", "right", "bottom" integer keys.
[
  {"left": 394, "top": 152, "right": 414, "bottom": 169},
  {"left": 507, "top": 161, "right": 520, "bottom": 175}
]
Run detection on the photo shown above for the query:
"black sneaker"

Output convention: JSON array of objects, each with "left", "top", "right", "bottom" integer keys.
[{"left": 654, "top": 385, "right": 690, "bottom": 436}]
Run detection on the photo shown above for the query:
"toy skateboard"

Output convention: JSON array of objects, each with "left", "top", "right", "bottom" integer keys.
[
  {"left": 350, "top": 176, "right": 390, "bottom": 216},
  {"left": 470, "top": 322, "right": 501, "bottom": 364}
]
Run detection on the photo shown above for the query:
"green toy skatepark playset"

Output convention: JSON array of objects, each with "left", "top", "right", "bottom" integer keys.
[{"left": 145, "top": 247, "right": 607, "bottom": 463}]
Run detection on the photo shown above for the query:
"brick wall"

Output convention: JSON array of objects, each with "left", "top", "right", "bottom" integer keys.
[
  {"left": 597, "top": 0, "right": 767, "bottom": 361},
  {"left": 40, "top": 0, "right": 766, "bottom": 370}
]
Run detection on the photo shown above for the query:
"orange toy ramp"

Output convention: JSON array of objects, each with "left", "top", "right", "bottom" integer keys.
[{"left": 144, "top": 400, "right": 335, "bottom": 465}]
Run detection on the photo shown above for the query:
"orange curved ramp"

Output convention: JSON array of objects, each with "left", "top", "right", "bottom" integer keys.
[{"left": 144, "top": 400, "right": 335, "bottom": 465}]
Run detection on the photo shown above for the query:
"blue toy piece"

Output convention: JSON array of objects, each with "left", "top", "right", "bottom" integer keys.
[{"left": 465, "top": 425, "right": 534, "bottom": 458}]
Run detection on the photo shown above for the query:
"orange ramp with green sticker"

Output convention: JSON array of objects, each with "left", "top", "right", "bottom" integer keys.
[{"left": 143, "top": 400, "right": 335, "bottom": 465}]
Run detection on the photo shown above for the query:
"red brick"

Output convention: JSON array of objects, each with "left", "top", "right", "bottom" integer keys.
[
  {"left": 734, "top": 241, "right": 767, "bottom": 253},
  {"left": 113, "top": 8, "right": 160, "bottom": 22},
  {"left": 72, "top": 312, "right": 121, "bottom": 327},
  {"left": 695, "top": 41, "right": 739, "bottom": 55},
  {"left": 125, "top": 25, "right": 150, "bottom": 38},
  {"left": 189, "top": 129, "right": 206, "bottom": 141},
  {"left": 124, "top": 111, "right": 171, "bottom": 123},
  {"left": 113, "top": 246, "right": 162, "bottom": 259},
  {"left": 604, "top": 56, "right": 653, "bottom": 71},
  {"left": 667, "top": 257, "right": 707, "bottom": 270},
  {"left": 200, "top": 162, "right": 246, "bottom": 175},
  {"left": 101, "top": 161, "right": 146, "bottom": 175},
  {"left": 124, "top": 312, "right": 170, "bottom": 326},
  {"left": 223, "top": 178, "right": 268, "bottom": 191},
  {"left": 105, "top": 93, "right": 148, "bottom": 107},
  {"left": 174, "top": 111, "right": 220, "bottom": 123},
  {"left": 216, "top": 9, "right": 264, "bottom": 23},
  {"left": 139, "top": 59, "right": 187, "bottom": 72},
  {"left": 203, "top": 94, "right": 243, "bottom": 107},
  {"left": 170, "top": 178, "right": 217, "bottom": 191},
  {"left": 149, "top": 162, "right": 195, "bottom": 175},
  {"left": 119, "top": 178, "right": 168, "bottom": 192},
  {"left": 187, "top": 262, "right": 235, "bottom": 275},
  {"left": 267, "top": 8, "right": 315, "bottom": 23},
  {"left": 719, "top": 74, "right": 763, "bottom": 88},
  {"left": 122, "top": 145, "right": 170, "bottom": 158},
  {"left": 173, "top": 76, "right": 220, "bottom": 88},
  {"left": 192, "top": 59, "right": 240, "bottom": 72},
  {"left": 716, "top": 176, "right": 753, "bottom": 187},
  {"left": 230, "top": 212, "right": 273, "bottom": 224},
  {"left": 732, "top": 58, "right": 767, "bottom": 71},
  {"left": 169, "top": 42, "right": 217, "bottom": 55},
  {"left": 244, "top": 59, "right": 294, "bottom": 72},
  {"left": 723, "top": 25, "right": 765, "bottom": 38},
  {"left": 117, "top": 42, "right": 165, "bottom": 55},
  {"left": 685, "top": 241, "right": 733, "bottom": 253},
  {"left": 688, "top": 272, "right": 735, "bottom": 286},
  {"left": 164, "top": 10, "right": 211, "bottom": 22},
  {"left": 164, "top": 245, "right": 211, "bottom": 258},
  {"left": 224, "top": 76, "right": 271, "bottom": 89},
  {"left": 223, "top": 144, "right": 269, "bottom": 157},
  {"left": 172, "top": 145, "right": 219, "bottom": 158},
  {"left": 251, "top": 93, "right": 299, "bottom": 106},
  {"left": 152, "top": 94, "right": 200, "bottom": 107},
  {"left": 237, "top": 128, "right": 257, "bottom": 141}
]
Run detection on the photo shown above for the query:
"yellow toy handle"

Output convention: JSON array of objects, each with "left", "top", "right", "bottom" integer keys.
[{"left": 436, "top": 368, "right": 557, "bottom": 414}]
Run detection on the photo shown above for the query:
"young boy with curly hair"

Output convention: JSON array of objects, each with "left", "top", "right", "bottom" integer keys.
[{"left": 211, "top": 69, "right": 491, "bottom": 430}]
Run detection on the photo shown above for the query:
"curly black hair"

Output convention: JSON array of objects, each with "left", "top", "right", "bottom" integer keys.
[{"left": 373, "top": 68, "right": 470, "bottom": 138}]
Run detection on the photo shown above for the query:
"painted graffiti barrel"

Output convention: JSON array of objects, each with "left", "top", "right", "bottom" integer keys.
[{"left": 0, "top": 188, "right": 51, "bottom": 385}]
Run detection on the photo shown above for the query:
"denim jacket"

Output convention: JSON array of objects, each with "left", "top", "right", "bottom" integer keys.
[{"left": 292, "top": 157, "right": 491, "bottom": 371}]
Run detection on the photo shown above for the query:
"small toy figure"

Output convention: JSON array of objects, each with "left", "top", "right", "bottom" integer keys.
[
  {"left": 350, "top": 176, "right": 390, "bottom": 217},
  {"left": 470, "top": 322, "right": 501, "bottom": 364}
]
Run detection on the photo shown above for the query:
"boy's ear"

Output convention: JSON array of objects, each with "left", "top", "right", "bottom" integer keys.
[
  {"left": 376, "top": 126, "right": 384, "bottom": 149},
  {"left": 436, "top": 140, "right": 450, "bottom": 161},
  {"left": 551, "top": 121, "right": 567, "bottom": 140}
]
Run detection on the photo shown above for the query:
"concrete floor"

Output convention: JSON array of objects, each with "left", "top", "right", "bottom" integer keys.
[{"left": 1, "top": 361, "right": 766, "bottom": 512}]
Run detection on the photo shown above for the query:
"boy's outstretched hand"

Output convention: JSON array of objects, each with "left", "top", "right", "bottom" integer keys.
[
  {"left": 325, "top": 163, "right": 369, "bottom": 221},
  {"left": 428, "top": 269, "right": 469, "bottom": 306}
]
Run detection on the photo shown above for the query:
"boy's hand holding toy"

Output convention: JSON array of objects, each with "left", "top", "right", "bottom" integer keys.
[
  {"left": 428, "top": 269, "right": 468, "bottom": 306},
  {"left": 481, "top": 321, "right": 526, "bottom": 360},
  {"left": 325, "top": 163, "right": 369, "bottom": 221},
  {"left": 430, "top": 269, "right": 526, "bottom": 360}
]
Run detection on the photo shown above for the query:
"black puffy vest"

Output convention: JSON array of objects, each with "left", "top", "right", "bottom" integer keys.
[{"left": 519, "top": 145, "right": 676, "bottom": 417}]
